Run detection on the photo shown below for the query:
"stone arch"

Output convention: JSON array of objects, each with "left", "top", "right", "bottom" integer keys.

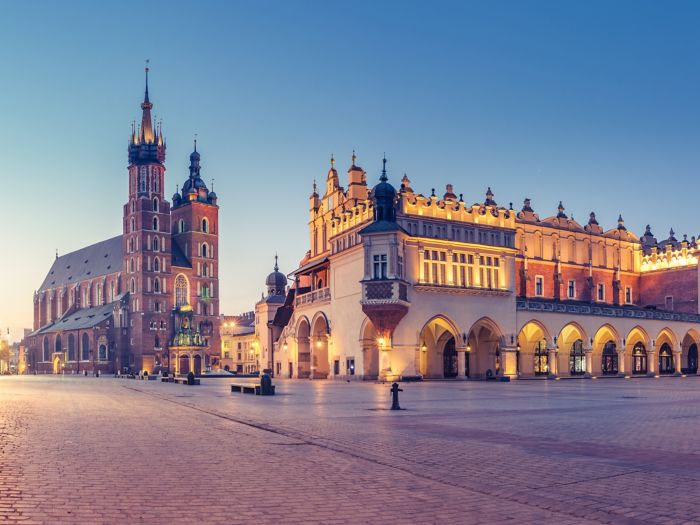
[
  {"left": 295, "top": 316, "right": 311, "bottom": 379},
  {"left": 592, "top": 324, "right": 621, "bottom": 376},
  {"left": 359, "top": 317, "right": 379, "bottom": 380},
  {"left": 467, "top": 317, "right": 505, "bottom": 379},
  {"left": 681, "top": 328, "right": 700, "bottom": 374},
  {"left": 655, "top": 327, "right": 677, "bottom": 375},
  {"left": 625, "top": 326, "right": 651, "bottom": 376},
  {"left": 310, "top": 312, "right": 330, "bottom": 379},
  {"left": 557, "top": 322, "right": 588, "bottom": 376},
  {"left": 517, "top": 320, "right": 552, "bottom": 377},
  {"left": 418, "top": 315, "right": 461, "bottom": 379}
]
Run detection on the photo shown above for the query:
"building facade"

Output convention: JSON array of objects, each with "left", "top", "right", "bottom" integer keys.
[
  {"left": 269, "top": 153, "right": 700, "bottom": 381},
  {"left": 23, "top": 70, "right": 221, "bottom": 375},
  {"left": 220, "top": 312, "right": 258, "bottom": 373}
]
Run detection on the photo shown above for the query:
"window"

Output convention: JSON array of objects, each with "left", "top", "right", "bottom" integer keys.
[
  {"left": 423, "top": 250, "right": 447, "bottom": 285},
  {"left": 535, "top": 276, "right": 544, "bottom": 297},
  {"left": 154, "top": 257, "right": 160, "bottom": 272},
  {"left": 451, "top": 253, "right": 471, "bottom": 287},
  {"left": 139, "top": 167, "right": 147, "bottom": 192},
  {"left": 153, "top": 217, "right": 159, "bottom": 231},
  {"left": 665, "top": 296, "right": 674, "bottom": 311},
  {"left": 569, "top": 339, "right": 585, "bottom": 375},
  {"left": 597, "top": 283, "right": 605, "bottom": 302},
  {"left": 201, "top": 243, "right": 208, "bottom": 258},
  {"left": 153, "top": 198, "right": 159, "bottom": 212},
  {"left": 202, "top": 263, "right": 209, "bottom": 277},
  {"left": 98, "top": 344, "right": 107, "bottom": 361},
  {"left": 153, "top": 237, "right": 160, "bottom": 251},
  {"left": 129, "top": 258, "right": 135, "bottom": 273},
  {"left": 659, "top": 343, "right": 674, "bottom": 374},
  {"left": 625, "top": 286, "right": 632, "bottom": 304},
  {"left": 534, "top": 339, "right": 548, "bottom": 375},
  {"left": 130, "top": 217, "right": 135, "bottom": 233},
  {"left": 81, "top": 333, "right": 90, "bottom": 361},
  {"left": 155, "top": 336, "right": 160, "bottom": 349},
  {"left": 202, "top": 218, "right": 209, "bottom": 233},
  {"left": 42, "top": 336, "right": 49, "bottom": 362},
  {"left": 346, "top": 358, "right": 355, "bottom": 375},
  {"left": 201, "top": 285, "right": 210, "bottom": 299},
  {"left": 175, "top": 274, "right": 189, "bottom": 307},
  {"left": 632, "top": 342, "right": 647, "bottom": 375},
  {"left": 154, "top": 278, "right": 160, "bottom": 293},
  {"left": 179, "top": 219, "right": 185, "bottom": 233},
  {"left": 567, "top": 280, "right": 575, "bottom": 299},
  {"left": 601, "top": 341, "right": 617, "bottom": 375},
  {"left": 153, "top": 173, "right": 159, "bottom": 193},
  {"left": 480, "top": 256, "right": 500, "bottom": 289},
  {"left": 130, "top": 278, "right": 136, "bottom": 294},
  {"left": 397, "top": 256, "right": 403, "bottom": 279},
  {"left": 372, "top": 254, "right": 387, "bottom": 279}
]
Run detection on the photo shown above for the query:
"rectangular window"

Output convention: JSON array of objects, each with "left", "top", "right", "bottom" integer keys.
[
  {"left": 535, "top": 276, "right": 544, "bottom": 296},
  {"left": 373, "top": 254, "right": 388, "bottom": 279},
  {"left": 625, "top": 286, "right": 632, "bottom": 304},
  {"left": 665, "top": 295, "right": 674, "bottom": 311},
  {"left": 397, "top": 256, "right": 403, "bottom": 279},
  {"left": 346, "top": 358, "right": 355, "bottom": 375},
  {"left": 597, "top": 283, "right": 605, "bottom": 302},
  {"left": 333, "top": 360, "right": 340, "bottom": 375},
  {"left": 567, "top": 280, "right": 575, "bottom": 299}
]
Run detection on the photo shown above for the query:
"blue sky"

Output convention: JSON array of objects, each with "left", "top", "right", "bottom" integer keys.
[{"left": 1, "top": 0, "right": 698, "bottom": 340}]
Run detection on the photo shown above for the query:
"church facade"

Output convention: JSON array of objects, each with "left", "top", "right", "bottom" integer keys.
[
  {"left": 24, "top": 70, "right": 221, "bottom": 375},
  {"left": 264, "top": 153, "right": 700, "bottom": 381}
]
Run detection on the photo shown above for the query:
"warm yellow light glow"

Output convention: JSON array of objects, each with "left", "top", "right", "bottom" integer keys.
[
  {"left": 378, "top": 337, "right": 386, "bottom": 347},
  {"left": 316, "top": 340, "right": 322, "bottom": 348},
  {"left": 421, "top": 343, "right": 427, "bottom": 351},
  {"left": 283, "top": 343, "right": 288, "bottom": 350},
  {"left": 466, "top": 344, "right": 472, "bottom": 352}
]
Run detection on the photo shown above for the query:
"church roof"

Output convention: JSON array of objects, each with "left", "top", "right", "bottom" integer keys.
[
  {"left": 36, "top": 297, "right": 124, "bottom": 334},
  {"left": 39, "top": 236, "right": 123, "bottom": 292},
  {"left": 171, "top": 241, "right": 192, "bottom": 268}
]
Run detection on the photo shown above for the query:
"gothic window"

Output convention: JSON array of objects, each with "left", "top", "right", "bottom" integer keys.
[
  {"left": 153, "top": 173, "right": 159, "bottom": 193},
  {"left": 534, "top": 339, "right": 548, "bottom": 375},
  {"left": 130, "top": 218, "right": 135, "bottom": 233},
  {"left": 632, "top": 342, "right": 647, "bottom": 375},
  {"left": 81, "top": 333, "right": 90, "bottom": 361},
  {"left": 154, "top": 258, "right": 160, "bottom": 272},
  {"left": 202, "top": 263, "right": 208, "bottom": 277},
  {"left": 175, "top": 274, "right": 189, "bottom": 307},
  {"left": 129, "top": 258, "right": 135, "bottom": 273},
  {"left": 139, "top": 167, "right": 147, "bottom": 192},
  {"left": 43, "top": 336, "right": 49, "bottom": 362},
  {"left": 154, "top": 278, "right": 160, "bottom": 293},
  {"left": 130, "top": 278, "right": 136, "bottom": 294},
  {"left": 179, "top": 219, "right": 185, "bottom": 233},
  {"left": 98, "top": 344, "right": 107, "bottom": 361},
  {"left": 153, "top": 237, "right": 160, "bottom": 252},
  {"left": 54, "top": 335, "right": 62, "bottom": 355},
  {"left": 153, "top": 197, "right": 159, "bottom": 212},
  {"left": 202, "top": 243, "right": 208, "bottom": 258},
  {"left": 202, "top": 218, "right": 209, "bottom": 233},
  {"left": 155, "top": 335, "right": 160, "bottom": 349},
  {"left": 602, "top": 341, "right": 618, "bottom": 375},
  {"left": 569, "top": 339, "right": 585, "bottom": 375},
  {"left": 153, "top": 217, "right": 159, "bottom": 231},
  {"left": 130, "top": 200, "right": 135, "bottom": 213}
]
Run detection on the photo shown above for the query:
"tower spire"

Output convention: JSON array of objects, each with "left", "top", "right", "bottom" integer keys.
[
  {"left": 140, "top": 60, "right": 154, "bottom": 144},
  {"left": 380, "top": 153, "right": 388, "bottom": 182},
  {"left": 274, "top": 254, "right": 279, "bottom": 272}
]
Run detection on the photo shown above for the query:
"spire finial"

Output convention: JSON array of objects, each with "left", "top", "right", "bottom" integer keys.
[
  {"left": 313, "top": 179, "right": 317, "bottom": 194},
  {"left": 211, "top": 178, "right": 215, "bottom": 191},
  {"left": 330, "top": 153, "right": 334, "bottom": 168},
  {"left": 274, "top": 254, "right": 279, "bottom": 272},
  {"left": 194, "top": 133, "right": 198, "bottom": 152},
  {"left": 352, "top": 149, "right": 357, "bottom": 165},
  {"left": 144, "top": 59, "right": 150, "bottom": 102},
  {"left": 380, "top": 153, "right": 387, "bottom": 182}
]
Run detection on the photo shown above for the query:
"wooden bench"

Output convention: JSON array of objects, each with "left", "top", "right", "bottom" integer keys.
[
  {"left": 173, "top": 377, "right": 200, "bottom": 385},
  {"left": 160, "top": 376, "right": 174, "bottom": 383},
  {"left": 230, "top": 382, "right": 275, "bottom": 395}
]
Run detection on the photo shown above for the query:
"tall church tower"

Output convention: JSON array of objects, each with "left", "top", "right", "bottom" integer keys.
[
  {"left": 123, "top": 66, "right": 172, "bottom": 373},
  {"left": 171, "top": 141, "right": 220, "bottom": 369}
]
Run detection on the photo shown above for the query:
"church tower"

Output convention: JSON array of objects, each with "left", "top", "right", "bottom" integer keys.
[
  {"left": 123, "top": 66, "right": 172, "bottom": 373},
  {"left": 170, "top": 140, "right": 220, "bottom": 369}
]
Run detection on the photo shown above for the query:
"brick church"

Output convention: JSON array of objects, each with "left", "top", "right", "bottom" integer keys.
[{"left": 24, "top": 69, "right": 221, "bottom": 375}]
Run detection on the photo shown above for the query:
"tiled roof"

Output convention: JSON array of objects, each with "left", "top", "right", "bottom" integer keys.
[
  {"left": 37, "top": 297, "right": 124, "bottom": 334},
  {"left": 39, "top": 236, "right": 123, "bottom": 292}
]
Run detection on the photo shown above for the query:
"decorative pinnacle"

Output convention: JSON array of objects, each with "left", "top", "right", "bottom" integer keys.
[
  {"left": 144, "top": 59, "right": 150, "bottom": 103},
  {"left": 194, "top": 133, "right": 198, "bottom": 152},
  {"left": 380, "top": 154, "right": 387, "bottom": 182},
  {"left": 352, "top": 149, "right": 357, "bottom": 165},
  {"left": 330, "top": 154, "right": 334, "bottom": 168},
  {"left": 274, "top": 253, "right": 279, "bottom": 272}
]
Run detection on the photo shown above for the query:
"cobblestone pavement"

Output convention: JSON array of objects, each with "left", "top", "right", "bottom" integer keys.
[{"left": 3, "top": 376, "right": 700, "bottom": 524}]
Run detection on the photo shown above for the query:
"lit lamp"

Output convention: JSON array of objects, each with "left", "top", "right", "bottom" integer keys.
[
  {"left": 466, "top": 344, "right": 471, "bottom": 352},
  {"left": 421, "top": 342, "right": 427, "bottom": 352},
  {"left": 378, "top": 337, "right": 386, "bottom": 348}
]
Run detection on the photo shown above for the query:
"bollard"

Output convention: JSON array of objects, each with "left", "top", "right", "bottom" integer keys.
[
  {"left": 390, "top": 382, "right": 403, "bottom": 410},
  {"left": 96, "top": 370, "right": 100, "bottom": 378}
]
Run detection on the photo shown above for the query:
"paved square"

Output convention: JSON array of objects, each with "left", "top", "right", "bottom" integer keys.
[{"left": 2, "top": 376, "right": 700, "bottom": 524}]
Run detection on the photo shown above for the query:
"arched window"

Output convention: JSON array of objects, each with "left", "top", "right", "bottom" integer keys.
[
  {"left": 179, "top": 219, "right": 185, "bottom": 233},
  {"left": 632, "top": 342, "right": 647, "bottom": 375},
  {"left": 202, "top": 263, "right": 208, "bottom": 277},
  {"left": 98, "top": 344, "right": 107, "bottom": 361},
  {"left": 43, "top": 336, "right": 49, "bottom": 362},
  {"left": 534, "top": 339, "right": 548, "bottom": 376},
  {"left": 202, "top": 218, "right": 209, "bottom": 233},
  {"left": 569, "top": 339, "right": 585, "bottom": 375},
  {"left": 154, "top": 278, "right": 160, "bottom": 293},
  {"left": 153, "top": 217, "right": 159, "bottom": 231},
  {"left": 155, "top": 335, "right": 160, "bottom": 349},
  {"left": 153, "top": 237, "right": 160, "bottom": 251},
  {"left": 67, "top": 334, "right": 76, "bottom": 362},
  {"left": 129, "top": 258, "right": 135, "bottom": 273},
  {"left": 659, "top": 343, "right": 674, "bottom": 374},
  {"left": 130, "top": 217, "right": 135, "bottom": 233},
  {"left": 130, "top": 200, "right": 135, "bottom": 213},
  {"left": 175, "top": 274, "right": 189, "bottom": 307},
  {"left": 202, "top": 243, "right": 208, "bottom": 258},
  {"left": 139, "top": 167, "right": 147, "bottom": 192},
  {"left": 154, "top": 258, "right": 160, "bottom": 272},
  {"left": 130, "top": 278, "right": 136, "bottom": 294},
  {"left": 55, "top": 335, "right": 62, "bottom": 355},
  {"left": 602, "top": 341, "right": 618, "bottom": 375},
  {"left": 81, "top": 334, "right": 90, "bottom": 361}
]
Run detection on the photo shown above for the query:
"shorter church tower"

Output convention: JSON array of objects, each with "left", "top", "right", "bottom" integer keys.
[{"left": 170, "top": 141, "right": 220, "bottom": 369}]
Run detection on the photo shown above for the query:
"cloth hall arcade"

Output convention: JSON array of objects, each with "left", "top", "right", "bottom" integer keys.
[{"left": 259, "top": 154, "right": 700, "bottom": 381}]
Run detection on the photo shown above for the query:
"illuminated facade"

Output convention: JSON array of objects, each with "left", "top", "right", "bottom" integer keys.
[
  {"left": 220, "top": 312, "right": 258, "bottom": 373},
  {"left": 24, "top": 70, "right": 220, "bottom": 375},
  {"left": 271, "top": 153, "right": 700, "bottom": 380}
]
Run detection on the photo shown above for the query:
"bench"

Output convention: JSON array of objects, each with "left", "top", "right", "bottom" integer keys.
[
  {"left": 231, "top": 382, "right": 275, "bottom": 395},
  {"left": 160, "top": 376, "right": 174, "bottom": 383},
  {"left": 173, "top": 377, "right": 200, "bottom": 385}
]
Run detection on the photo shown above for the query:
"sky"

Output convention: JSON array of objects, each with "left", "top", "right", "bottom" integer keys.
[{"left": 0, "top": 0, "right": 698, "bottom": 341}]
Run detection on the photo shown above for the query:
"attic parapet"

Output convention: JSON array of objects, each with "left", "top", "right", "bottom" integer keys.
[{"left": 401, "top": 192, "right": 516, "bottom": 229}]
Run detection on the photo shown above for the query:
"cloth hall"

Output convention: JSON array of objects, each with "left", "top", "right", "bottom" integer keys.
[
  {"left": 23, "top": 70, "right": 221, "bottom": 375},
  {"left": 257, "top": 154, "right": 700, "bottom": 381}
]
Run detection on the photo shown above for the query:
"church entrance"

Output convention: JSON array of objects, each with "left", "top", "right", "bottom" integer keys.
[
  {"left": 52, "top": 355, "right": 62, "bottom": 374},
  {"left": 443, "top": 337, "right": 457, "bottom": 378}
]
